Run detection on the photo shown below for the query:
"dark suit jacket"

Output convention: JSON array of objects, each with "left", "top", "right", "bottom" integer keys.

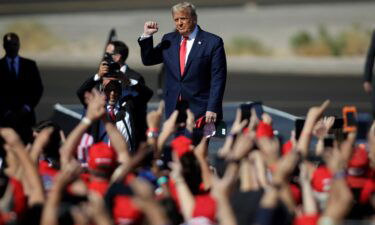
[
  {"left": 138, "top": 26, "right": 227, "bottom": 120},
  {"left": 122, "top": 67, "right": 153, "bottom": 144},
  {"left": 0, "top": 56, "right": 43, "bottom": 126},
  {"left": 76, "top": 70, "right": 152, "bottom": 150},
  {"left": 365, "top": 30, "right": 375, "bottom": 84},
  {"left": 364, "top": 30, "right": 375, "bottom": 115}
]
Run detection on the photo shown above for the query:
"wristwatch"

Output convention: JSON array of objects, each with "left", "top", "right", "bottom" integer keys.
[{"left": 147, "top": 130, "right": 159, "bottom": 138}]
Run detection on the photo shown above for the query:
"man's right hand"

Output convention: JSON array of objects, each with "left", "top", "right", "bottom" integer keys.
[
  {"left": 364, "top": 81, "right": 372, "bottom": 94},
  {"left": 143, "top": 21, "right": 159, "bottom": 36},
  {"left": 98, "top": 61, "right": 109, "bottom": 77}
]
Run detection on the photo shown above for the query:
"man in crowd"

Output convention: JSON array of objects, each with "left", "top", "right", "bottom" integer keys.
[
  {"left": 138, "top": 2, "right": 227, "bottom": 132},
  {"left": 0, "top": 32, "right": 44, "bottom": 143},
  {"left": 77, "top": 75, "right": 135, "bottom": 151},
  {"left": 78, "top": 40, "right": 152, "bottom": 149},
  {"left": 90, "top": 41, "right": 153, "bottom": 147}
]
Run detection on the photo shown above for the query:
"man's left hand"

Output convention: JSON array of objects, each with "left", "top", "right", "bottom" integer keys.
[{"left": 205, "top": 111, "right": 217, "bottom": 123}]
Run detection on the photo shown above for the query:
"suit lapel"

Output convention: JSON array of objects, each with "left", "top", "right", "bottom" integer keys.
[
  {"left": 183, "top": 26, "right": 203, "bottom": 78},
  {"left": 17, "top": 57, "right": 23, "bottom": 80},
  {"left": 0, "top": 58, "right": 9, "bottom": 77},
  {"left": 0, "top": 57, "right": 16, "bottom": 80},
  {"left": 171, "top": 33, "right": 182, "bottom": 80}
]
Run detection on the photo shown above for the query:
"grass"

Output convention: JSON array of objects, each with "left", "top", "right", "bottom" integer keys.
[
  {"left": 290, "top": 24, "right": 371, "bottom": 57},
  {"left": 2, "top": 20, "right": 64, "bottom": 52},
  {"left": 226, "top": 35, "right": 272, "bottom": 56}
]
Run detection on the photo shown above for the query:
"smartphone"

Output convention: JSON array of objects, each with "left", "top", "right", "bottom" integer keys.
[
  {"left": 295, "top": 118, "right": 305, "bottom": 141},
  {"left": 323, "top": 135, "right": 335, "bottom": 148},
  {"left": 240, "top": 102, "right": 252, "bottom": 122},
  {"left": 357, "top": 113, "right": 372, "bottom": 140},
  {"left": 176, "top": 100, "right": 189, "bottom": 124},
  {"left": 252, "top": 101, "right": 264, "bottom": 120},
  {"left": 332, "top": 117, "right": 343, "bottom": 129},
  {"left": 342, "top": 106, "right": 357, "bottom": 132}
]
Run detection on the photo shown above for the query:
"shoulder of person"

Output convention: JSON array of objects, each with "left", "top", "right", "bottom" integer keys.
[
  {"left": 163, "top": 31, "right": 179, "bottom": 40},
  {"left": 200, "top": 29, "right": 223, "bottom": 43},
  {"left": 126, "top": 67, "right": 145, "bottom": 84},
  {"left": 19, "top": 56, "right": 35, "bottom": 63},
  {"left": 19, "top": 57, "right": 38, "bottom": 67}
]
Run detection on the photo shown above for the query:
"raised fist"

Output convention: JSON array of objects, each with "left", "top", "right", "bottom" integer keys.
[{"left": 143, "top": 21, "right": 159, "bottom": 36}]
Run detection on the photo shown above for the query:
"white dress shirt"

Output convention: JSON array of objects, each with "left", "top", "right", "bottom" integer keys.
[{"left": 180, "top": 25, "right": 199, "bottom": 64}]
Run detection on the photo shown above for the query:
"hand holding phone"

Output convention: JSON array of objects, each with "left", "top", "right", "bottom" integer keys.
[
  {"left": 176, "top": 100, "right": 189, "bottom": 124},
  {"left": 342, "top": 106, "right": 357, "bottom": 132}
]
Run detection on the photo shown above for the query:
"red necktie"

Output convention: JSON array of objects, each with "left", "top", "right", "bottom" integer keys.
[
  {"left": 109, "top": 106, "right": 116, "bottom": 122},
  {"left": 179, "top": 37, "right": 188, "bottom": 76}
]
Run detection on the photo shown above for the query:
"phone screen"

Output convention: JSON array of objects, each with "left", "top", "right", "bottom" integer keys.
[
  {"left": 240, "top": 103, "right": 252, "bottom": 122},
  {"left": 346, "top": 112, "right": 357, "bottom": 127},
  {"left": 332, "top": 118, "right": 343, "bottom": 129},
  {"left": 252, "top": 102, "right": 264, "bottom": 120},
  {"left": 324, "top": 136, "right": 334, "bottom": 148},
  {"left": 295, "top": 119, "right": 305, "bottom": 141},
  {"left": 176, "top": 100, "right": 189, "bottom": 124}
]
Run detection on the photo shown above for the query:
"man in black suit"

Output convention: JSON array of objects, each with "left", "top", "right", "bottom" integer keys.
[
  {"left": 78, "top": 41, "right": 152, "bottom": 150},
  {"left": 138, "top": 2, "right": 226, "bottom": 125},
  {"left": 0, "top": 33, "right": 43, "bottom": 143},
  {"left": 77, "top": 76, "right": 136, "bottom": 151}
]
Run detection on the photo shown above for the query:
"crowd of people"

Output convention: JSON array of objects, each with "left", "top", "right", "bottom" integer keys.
[
  {"left": 0, "top": 1, "right": 374, "bottom": 225},
  {"left": 0, "top": 93, "right": 374, "bottom": 225}
]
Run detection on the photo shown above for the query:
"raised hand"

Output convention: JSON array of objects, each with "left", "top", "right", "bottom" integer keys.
[
  {"left": 363, "top": 81, "right": 372, "bottom": 94},
  {"left": 312, "top": 116, "right": 335, "bottom": 139},
  {"left": 147, "top": 100, "right": 165, "bottom": 129},
  {"left": 186, "top": 109, "right": 195, "bottom": 133},
  {"left": 230, "top": 109, "right": 248, "bottom": 134},
  {"left": 97, "top": 61, "right": 109, "bottom": 77},
  {"left": 143, "top": 21, "right": 159, "bottom": 36},
  {"left": 85, "top": 89, "right": 106, "bottom": 121}
]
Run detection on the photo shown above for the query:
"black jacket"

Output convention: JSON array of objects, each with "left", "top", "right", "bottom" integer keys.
[{"left": 0, "top": 56, "right": 43, "bottom": 126}]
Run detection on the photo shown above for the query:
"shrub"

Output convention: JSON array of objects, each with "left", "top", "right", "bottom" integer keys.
[
  {"left": 226, "top": 35, "right": 271, "bottom": 56},
  {"left": 290, "top": 25, "right": 371, "bottom": 57}
]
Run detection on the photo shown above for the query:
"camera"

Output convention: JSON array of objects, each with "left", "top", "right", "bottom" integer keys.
[{"left": 102, "top": 53, "right": 121, "bottom": 77}]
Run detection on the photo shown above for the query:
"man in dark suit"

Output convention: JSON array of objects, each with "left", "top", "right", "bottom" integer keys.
[
  {"left": 364, "top": 30, "right": 375, "bottom": 116},
  {"left": 0, "top": 33, "right": 43, "bottom": 143},
  {"left": 138, "top": 2, "right": 227, "bottom": 126},
  {"left": 78, "top": 40, "right": 152, "bottom": 150},
  {"left": 77, "top": 76, "right": 136, "bottom": 152}
]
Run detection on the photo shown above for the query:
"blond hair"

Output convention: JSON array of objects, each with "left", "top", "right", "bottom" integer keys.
[{"left": 171, "top": 2, "right": 197, "bottom": 20}]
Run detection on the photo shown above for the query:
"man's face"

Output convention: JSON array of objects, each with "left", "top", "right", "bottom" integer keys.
[
  {"left": 106, "top": 90, "right": 119, "bottom": 106},
  {"left": 105, "top": 44, "right": 121, "bottom": 64},
  {"left": 173, "top": 9, "right": 196, "bottom": 37},
  {"left": 103, "top": 79, "right": 120, "bottom": 106},
  {"left": 3, "top": 35, "right": 20, "bottom": 58}
]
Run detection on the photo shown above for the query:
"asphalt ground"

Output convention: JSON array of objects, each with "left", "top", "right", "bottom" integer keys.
[{"left": 35, "top": 66, "right": 372, "bottom": 122}]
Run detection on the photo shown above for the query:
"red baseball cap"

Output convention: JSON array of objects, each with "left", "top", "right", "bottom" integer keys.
[
  {"left": 88, "top": 142, "right": 117, "bottom": 172},
  {"left": 360, "top": 178, "right": 375, "bottom": 204},
  {"left": 347, "top": 145, "right": 369, "bottom": 188},
  {"left": 311, "top": 166, "right": 332, "bottom": 192},
  {"left": 113, "top": 195, "right": 143, "bottom": 224},
  {"left": 293, "top": 214, "right": 319, "bottom": 225},
  {"left": 193, "top": 194, "right": 217, "bottom": 222},
  {"left": 171, "top": 135, "right": 192, "bottom": 158}
]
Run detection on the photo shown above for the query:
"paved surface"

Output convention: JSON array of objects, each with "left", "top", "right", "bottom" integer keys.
[{"left": 35, "top": 66, "right": 371, "bottom": 123}]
